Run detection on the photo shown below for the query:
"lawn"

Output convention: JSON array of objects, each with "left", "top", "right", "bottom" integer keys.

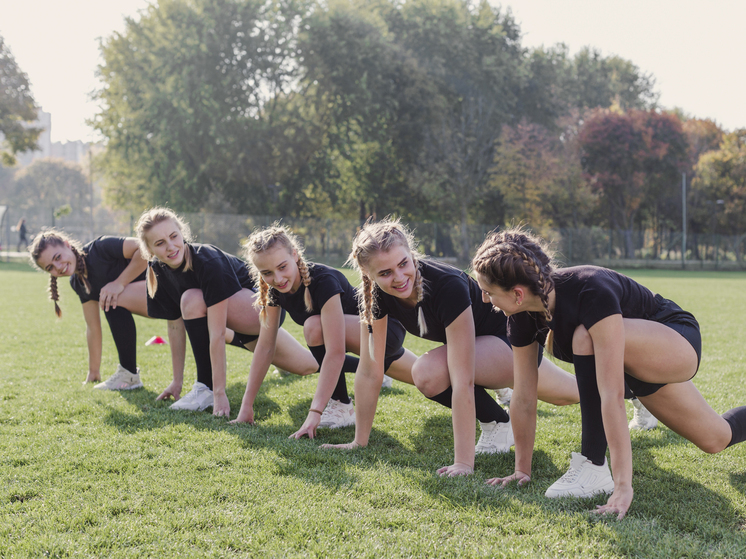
[{"left": 1, "top": 261, "right": 746, "bottom": 558}]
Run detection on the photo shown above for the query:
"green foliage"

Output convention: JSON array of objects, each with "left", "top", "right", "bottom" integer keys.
[
  {"left": 0, "top": 35, "right": 40, "bottom": 166},
  {"left": 3, "top": 264, "right": 746, "bottom": 557},
  {"left": 11, "top": 159, "right": 90, "bottom": 216}
]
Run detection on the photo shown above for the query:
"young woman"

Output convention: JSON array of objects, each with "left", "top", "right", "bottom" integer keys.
[
  {"left": 31, "top": 229, "right": 154, "bottom": 389},
  {"left": 136, "top": 207, "right": 319, "bottom": 417},
  {"left": 232, "top": 224, "right": 415, "bottom": 435},
  {"left": 326, "top": 218, "right": 579, "bottom": 477},
  {"left": 472, "top": 228, "right": 746, "bottom": 519}
]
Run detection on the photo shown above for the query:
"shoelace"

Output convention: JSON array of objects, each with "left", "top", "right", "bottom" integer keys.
[{"left": 558, "top": 466, "right": 581, "bottom": 483}]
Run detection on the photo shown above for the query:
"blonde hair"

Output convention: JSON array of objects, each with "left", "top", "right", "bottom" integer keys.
[
  {"left": 29, "top": 228, "right": 90, "bottom": 318},
  {"left": 348, "top": 217, "right": 427, "bottom": 357},
  {"left": 135, "top": 207, "right": 193, "bottom": 298},
  {"left": 472, "top": 227, "right": 556, "bottom": 353},
  {"left": 243, "top": 223, "right": 312, "bottom": 326}
]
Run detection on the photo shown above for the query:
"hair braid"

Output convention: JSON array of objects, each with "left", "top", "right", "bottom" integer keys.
[
  {"left": 70, "top": 246, "right": 91, "bottom": 295},
  {"left": 255, "top": 277, "right": 272, "bottom": 327},
  {"left": 412, "top": 262, "right": 428, "bottom": 337},
  {"left": 360, "top": 274, "right": 377, "bottom": 359},
  {"left": 49, "top": 276, "right": 62, "bottom": 318},
  {"left": 297, "top": 257, "right": 313, "bottom": 313}
]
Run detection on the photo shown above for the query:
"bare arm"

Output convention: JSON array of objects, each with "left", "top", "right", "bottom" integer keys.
[
  {"left": 99, "top": 238, "right": 149, "bottom": 312},
  {"left": 206, "top": 299, "right": 229, "bottom": 417},
  {"left": 81, "top": 301, "right": 103, "bottom": 383},
  {"left": 231, "top": 306, "right": 282, "bottom": 425},
  {"left": 290, "top": 295, "right": 347, "bottom": 439},
  {"left": 157, "top": 318, "right": 187, "bottom": 401},
  {"left": 437, "top": 308, "right": 476, "bottom": 476},
  {"left": 323, "top": 316, "right": 388, "bottom": 449},
  {"left": 589, "top": 314, "right": 633, "bottom": 518}
]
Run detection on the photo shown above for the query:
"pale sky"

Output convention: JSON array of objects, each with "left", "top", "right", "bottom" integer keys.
[{"left": 1, "top": 0, "right": 744, "bottom": 143}]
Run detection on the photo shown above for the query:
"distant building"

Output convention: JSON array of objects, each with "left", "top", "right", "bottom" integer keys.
[{"left": 14, "top": 109, "right": 90, "bottom": 167}]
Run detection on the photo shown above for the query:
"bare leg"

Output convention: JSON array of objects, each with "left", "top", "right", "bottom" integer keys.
[
  {"left": 536, "top": 359, "right": 579, "bottom": 406},
  {"left": 117, "top": 281, "right": 149, "bottom": 317}
]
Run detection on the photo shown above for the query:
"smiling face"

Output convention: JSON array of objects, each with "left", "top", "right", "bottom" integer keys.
[
  {"left": 364, "top": 244, "right": 418, "bottom": 303},
  {"left": 36, "top": 241, "right": 77, "bottom": 277},
  {"left": 144, "top": 219, "right": 186, "bottom": 269},
  {"left": 252, "top": 244, "right": 301, "bottom": 294},
  {"left": 475, "top": 272, "right": 521, "bottom": 316}
]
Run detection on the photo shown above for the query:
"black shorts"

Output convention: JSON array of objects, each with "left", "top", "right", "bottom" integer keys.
[
  {"left": 232, "top": 308, "right": 288, "bottom": 346},
  {"left": 625, "top": 294, "right": 701, "bottom": 397},
  {"left": 383, "top": 318, "right": 407, "bottom": 371}
]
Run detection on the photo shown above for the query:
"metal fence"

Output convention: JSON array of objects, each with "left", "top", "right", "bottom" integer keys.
[{"left": 3, "top": 206, "right": 746, "bottom": 270}]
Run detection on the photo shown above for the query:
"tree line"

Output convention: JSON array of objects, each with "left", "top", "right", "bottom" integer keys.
[{"left": 2, "top": 1, "right": 745, "bottom": 260}]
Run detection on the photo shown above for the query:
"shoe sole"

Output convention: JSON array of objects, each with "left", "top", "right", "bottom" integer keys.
[
  {"left": 94, "top": 382, "right": 144, "bottom": 391},
  {"left": 169, "top": 403, "right": 213, "bottom": 411},
  {"left": 318, "top": 420, "right": 356, "bottom": 428},
  {"left": 545, "top": 483, "right": 615, "bottom": 498},
  {"left": 475, "top": 445, "right": 512, "bottom": 455}
]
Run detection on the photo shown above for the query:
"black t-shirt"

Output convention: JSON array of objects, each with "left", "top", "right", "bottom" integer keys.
[
  {"left": 70, "top": 236, "right": 146, "bottom": 304},
  {"left": 373, "top": 259, "right": 507, "bottom": 343},
  {"left": 507, "top": 266, "right": 661, "bottom": 362},
  {"left": 269, "top": 263, "right": 358, "bottom": 326},
  {"left": 147, "top": 243, "right": 255, "bottom": 320}
]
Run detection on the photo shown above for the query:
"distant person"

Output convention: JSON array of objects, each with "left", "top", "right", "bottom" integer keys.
[
  {"left": 232, "top": 224, "right": 412, "bottom": 434},
  {"left": 135, "top": 207, "right": 319, "bottom": 417},
  {"left": 325, "top": 218, "right": 580, "bottom": 476},
  {"left": 473, "top": 227, "right": 746, "bottom": 519},
  {"left": 16, "top": 218, "right": 27, "bottom": 252}
]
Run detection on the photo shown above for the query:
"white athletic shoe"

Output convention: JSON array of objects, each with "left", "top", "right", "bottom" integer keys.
[
  {"left": 475, "top": 419, "right": 514, "bottom": 454},
  {"left": 545, "top": 452, "right": 615, "bottom": 498},
  {"left": 495, "top": 387, "right": 513, "bottom": 407},
  {"left": 381, "top": 375, "right": 394, "bottom": 389},
  {"left": 318, "top": 399, "right": 356, "bottom": 428},
  {"left": 629, "top": 398, "right": 658, "bottom": 430},
  {"left": 94, "top": 364, "right": 143, "bottom": 390},
  {"left": 169, "top": 382, "right": 214, "bottom": 411},
  {"left": 273, "top": 367, "right": 292, "bottom": 377}
]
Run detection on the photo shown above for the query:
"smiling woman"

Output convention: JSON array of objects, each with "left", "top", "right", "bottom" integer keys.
[
  {"left": 135, "top": 207, "right": 319, "bottom": 418},
  {"left": 29, "top": 229, "right": 152, "bottom": 388}
]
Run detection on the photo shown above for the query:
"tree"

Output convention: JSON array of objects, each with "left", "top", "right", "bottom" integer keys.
[
  {"left": 12, "top": 159, "right": 91, "bottom": 217},
  {"left": 579, "top": 108, "right": 688, "bottom": 256},
  {"left": 0, "top": 35, "right": 40, "bottom": 166}
]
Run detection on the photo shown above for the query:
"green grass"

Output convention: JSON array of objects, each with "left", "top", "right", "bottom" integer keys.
[{"left": 2, "top": 262, "right": 746, "bottom": 557}]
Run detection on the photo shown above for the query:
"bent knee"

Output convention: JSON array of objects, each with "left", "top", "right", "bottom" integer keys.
[
  {"left": 180, "top": 289, "right": 207, "bottom": 319},
  {"left": 303, "top": 316, "right": 324, "bottom": 346},
  {"left": 571, "top": 324, "right": 593, "bottom": 355}
]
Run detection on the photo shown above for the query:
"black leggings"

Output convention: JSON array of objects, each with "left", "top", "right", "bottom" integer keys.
[{"left": 104, "top": 306, "right": 138, "bottom": 373}]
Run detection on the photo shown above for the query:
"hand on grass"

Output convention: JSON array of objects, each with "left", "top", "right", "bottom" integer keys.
[
  {"left": 485, "top": 471, "right": 531, "bottom": 488},
  {"left": 156, "top": 381, "right": 182, "bottom": 401},
  {"left": 229, "top": 404, "right": 255, "bottom": 425},
  {"left": 437, "top": 462, "right": 473, "bottom": 477},
  {"left": 212, "top": 392, "right": 230, "bottom": 417},
  {"left": 321, "top": 441, "right": 362, "bottom": 450},
  {"left": 99, "top": 281, "right": 124, "bottom": 312},
  {"left": 289, "top": 413, "right": 320, "bottom": 440},
  {"left": 593, "top": 485, "right": 631, "bottom": 520},
  {"left": 83, "top": 371, "right": 101, "bottom": 384}
]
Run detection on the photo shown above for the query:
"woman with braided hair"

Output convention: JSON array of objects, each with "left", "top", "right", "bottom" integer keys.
[
  {"left": 233, "top": 224, "right": 415, "bottom": 437},
  {"left": 473, "top": 228, "right": 746, "bottom": 519},
  {"left": 326, "top": 218, "right": 579, "bottom": 477},
  {"left": 31, "top": 229, "right": 153, "bottom": 389},
  {"left": 136, "top": 208, "right": 319, "bottom": 418}
]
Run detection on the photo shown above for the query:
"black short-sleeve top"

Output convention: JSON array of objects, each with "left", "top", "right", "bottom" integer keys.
[
  {"left": 372, "top": 259, "right": 507, "bottom": 344},
  {"left": 70, "top": 236, "right": 146, "bottom": 304},
  {"left": 269, "top": 263, "right": 359, "bottom": 325},
  {"left": 147, "top": 243, "right": 255, "bottom": 320},
  {"left": 507, "top": 266, "right": 660, "bottom": 363}
]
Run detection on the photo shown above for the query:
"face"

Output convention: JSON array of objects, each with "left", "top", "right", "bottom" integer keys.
[
  {"left": 37, "top": 242, "right": 77, "bottom": 277},
  {"left": 145, "top": 219, "right": 186, "bottom": 269},
  {"left": 253, "top": 245, "right": 301, "bottom": 293},
  {"left": 365, "top": 244, "right": 417, "bottom": 302},
  {"left": 475, "top": 272, "right": 521, "bottom": 316}
]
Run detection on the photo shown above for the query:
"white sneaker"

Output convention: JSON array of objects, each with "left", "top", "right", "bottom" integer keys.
[
  {"left": 381, "top": 375, "right": 393, "bottom": 389},
  {"left": 629, "top": 398, "right": 658, "bottom": 430},
  {"left": 475, "top": 419, "right": 514, "bottom": 454},
  {"left": 318, "top": 399, "right": 355, "bottom": 428},
  {"left": 169, "top": 382, "right": 214, "bottom": 411},
  {"left": 273, "top": 368, "right": 292, "bottom": 377},
  {"left": 495, "top": 387, "right": 512, "bottom": 407},
  {"left": 94, "top": 365, "right": 143, "bottom": 390},
  {"left": 545, "top": 452, "right": 615, "bottom": 498}
]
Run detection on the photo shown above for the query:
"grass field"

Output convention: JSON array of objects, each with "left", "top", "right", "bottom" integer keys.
[{"left": 2, "top": 261, "right": 746, "bottom": 558}]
